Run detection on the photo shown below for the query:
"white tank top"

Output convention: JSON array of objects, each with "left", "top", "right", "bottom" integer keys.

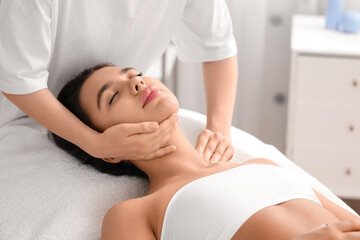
[{"left": 160, "top": 164, "right": 322, "bottom": 240}]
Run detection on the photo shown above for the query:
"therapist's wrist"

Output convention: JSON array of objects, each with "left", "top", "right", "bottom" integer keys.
[
  {"left": 78, "top": 127, "right": 104, "bottom": 158},
  {"left": 206, "top": 121, "right": 231, "bottom": 140}
]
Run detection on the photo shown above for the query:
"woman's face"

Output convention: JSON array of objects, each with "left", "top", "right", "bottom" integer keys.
[{"left": 79, "top": 66, "right": 179, "bottom": 132}]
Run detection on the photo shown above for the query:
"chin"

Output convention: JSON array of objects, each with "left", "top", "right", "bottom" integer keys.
[{"left": 151, "top": 95, "right": 179, "bottom": 123}]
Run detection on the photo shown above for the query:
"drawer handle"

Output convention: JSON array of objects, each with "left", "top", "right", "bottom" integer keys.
[
  {"left": 349, "top": 125, "right": 354, "bottom": 132},
  {"left": 353, "top": 79, "right": 358, "bottom": 87},
  {"left": 345, "top": 168, "right": 352, "bottom": 176}
]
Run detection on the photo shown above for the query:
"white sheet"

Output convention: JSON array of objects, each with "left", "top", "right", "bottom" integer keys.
[{"left": 0, "top": 108, "right": 357, "bottom": 240}]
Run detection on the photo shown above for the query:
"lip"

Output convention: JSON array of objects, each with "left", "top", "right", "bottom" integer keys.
[{"left": 142, "top": 86, "right": 160, "bottom": 107}]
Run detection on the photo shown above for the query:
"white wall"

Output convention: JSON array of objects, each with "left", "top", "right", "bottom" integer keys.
[{"left": 258, "top": 0, "right": 294, "bottom": 152}]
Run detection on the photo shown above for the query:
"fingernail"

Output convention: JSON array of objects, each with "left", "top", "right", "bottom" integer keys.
[
  {"left": 151, "top": 122, "right": 158, "bottom": 129},
  {"left": 213, "top": 155, "right": 220, "bottom": 162}
]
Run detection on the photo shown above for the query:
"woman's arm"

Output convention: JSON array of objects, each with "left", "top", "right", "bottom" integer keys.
[
  {"left": 293, "top": 220, "right": 360, "bottom": 240},
  {"left": 314, "top": 190, "right": 360, "bottom": 221},
  {"left": 3, "top": 89, "right": 177, "bottom": 159}
]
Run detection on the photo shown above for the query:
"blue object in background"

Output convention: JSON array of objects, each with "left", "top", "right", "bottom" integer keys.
[
  {"left": 338, "top": 11, "right": 360, "bottom": 33},
  {"left": 326, "top": 0, "right": 343, "bottom": 30}
]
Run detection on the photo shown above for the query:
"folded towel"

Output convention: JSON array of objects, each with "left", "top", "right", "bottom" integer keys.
[{"left": 0, "top": 108, "right": 357, "bottom": 240}]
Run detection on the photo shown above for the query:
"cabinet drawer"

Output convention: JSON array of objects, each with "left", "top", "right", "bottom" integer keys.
[
  {"left": 292, "top": 145, "right": 360, "bottom": 198},
  {"left": 296, "top": 56, "right": 360, "bottom": 106},
  {"left": 293, "top": 104, "right": 360, "bottom": 148}
]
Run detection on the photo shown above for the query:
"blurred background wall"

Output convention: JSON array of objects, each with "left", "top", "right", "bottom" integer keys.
[{"left": 151, "top": 0, "right": 360, "bottom": 154}]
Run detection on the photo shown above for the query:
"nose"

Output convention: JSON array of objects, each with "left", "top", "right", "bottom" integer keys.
[{"left": 130, "top": 76, "right": 146, "bottom": 95}]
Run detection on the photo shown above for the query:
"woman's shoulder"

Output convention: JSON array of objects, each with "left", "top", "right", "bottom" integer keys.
[
  {"left": 102, "top": 196, "right": 156, "bottom": 239},
  {"left": 107, "top": 195, "right": 152, "bottom": 216}
]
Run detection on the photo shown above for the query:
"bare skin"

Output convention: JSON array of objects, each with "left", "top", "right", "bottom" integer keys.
[
  {"left": 73, "top": 66, "right": 359, "bottom": 239},
  {"left": 101, "top": 158, "right": 358, "bottom": 240},
  {"left": 294, "top": 220, "right": 360, "bottom": 240}
]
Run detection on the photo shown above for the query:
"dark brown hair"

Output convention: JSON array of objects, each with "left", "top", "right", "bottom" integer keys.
[{"left": 48, "top": 63, "right": 148, "bottom": 179}]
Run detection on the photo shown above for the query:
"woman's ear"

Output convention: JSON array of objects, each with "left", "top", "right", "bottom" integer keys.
[{"left": 101, "top": 157, "right": 122, "bottom": 163}]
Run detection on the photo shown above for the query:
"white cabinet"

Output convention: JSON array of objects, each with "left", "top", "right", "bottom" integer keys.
[{"left": 286, "top": 15, "right": 360, "bottom": 199}]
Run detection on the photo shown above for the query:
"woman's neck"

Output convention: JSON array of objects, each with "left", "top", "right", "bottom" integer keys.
[{"left": 130, "top": 126, "right": 213, "bottom": 191}]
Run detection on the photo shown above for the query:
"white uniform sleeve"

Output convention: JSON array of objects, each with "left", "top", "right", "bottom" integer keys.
[
  {"left": 0, "top": 0, "right": 51, "bottom": 94},
  {"left": 172, "top": 0, "right": 237, "bottom": 63}
]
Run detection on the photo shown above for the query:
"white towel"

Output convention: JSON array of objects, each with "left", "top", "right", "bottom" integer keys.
[{"left": 0, "top": 108, "right": 357, "bottom": 240}]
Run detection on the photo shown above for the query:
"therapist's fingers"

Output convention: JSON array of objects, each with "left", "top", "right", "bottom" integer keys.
[
  {"left": 141, "top": 113, "right": 178, "bottom": 158},
  {"left": 134, "top": 113, "right": 177, "bottom": 143},
  {"left": 147, "top": 113, "right": 178, "bottom": 148},
  {"left": 152, "top": 113, "right": 178, "bottom": 138},
  {"left": 124, "top": 113, "right": 178, "bottom": 160},
  {"left": 196, "top": 130, "right": 233, "bottom": 162},
  {"left": 195, "top": 129, "right": 211, "bottom": 157},
  {"left": 219, "top": 146, "right": 234, "bottom": 162},
  {"left": 143, "top": 113, "right": 178, "bottom": 157},
  {"left": 143, "top": 145, "right": 177, "bottom": 160},
  {"left": 128, "top": 113, "right": 177, "bottom": 137},
  {"left": 123, "top": 121, "right": 159, "bottom": 136},
  {"left": 203, "top": 132, "right": 224, "bottom": 161},
  {"left": 209, "top": 139, "right": 228, "bottom": 163}
]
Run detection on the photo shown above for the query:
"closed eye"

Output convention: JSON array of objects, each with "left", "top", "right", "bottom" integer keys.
[{"left": 109, "top": 91, "right": 119, "bottom": 104}]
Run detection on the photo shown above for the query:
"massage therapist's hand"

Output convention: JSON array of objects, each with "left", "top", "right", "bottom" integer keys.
[
  {"left": 293, "top": 220, "right": 360, "bottom": 240},
  {"left": 195, "top": 129, "right": 234, "bottom": 163},
  {"left": 93, "top": 113, "right": 178, "bottom": 162}
]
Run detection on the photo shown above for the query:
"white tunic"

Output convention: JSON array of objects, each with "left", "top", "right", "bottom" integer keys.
[{"left": 0, "top": 0, "right": 237, "bottom": 126}]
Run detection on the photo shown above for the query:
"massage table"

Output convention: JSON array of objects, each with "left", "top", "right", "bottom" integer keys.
[{"left": 0, "top": 108, "right": 357, "bottom": 239}]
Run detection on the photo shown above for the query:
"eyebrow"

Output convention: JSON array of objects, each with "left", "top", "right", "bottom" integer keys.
[
  {"left": 120, "top": 67, "right": 136, "bottom": 74},
  {"left": 96, "top": 67, "right": 137, "bottom": 110}
]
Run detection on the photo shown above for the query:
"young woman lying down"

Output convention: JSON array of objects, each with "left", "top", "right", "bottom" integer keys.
[{"left": 51, "top": 63, "right": 360, "bottom": 240}]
